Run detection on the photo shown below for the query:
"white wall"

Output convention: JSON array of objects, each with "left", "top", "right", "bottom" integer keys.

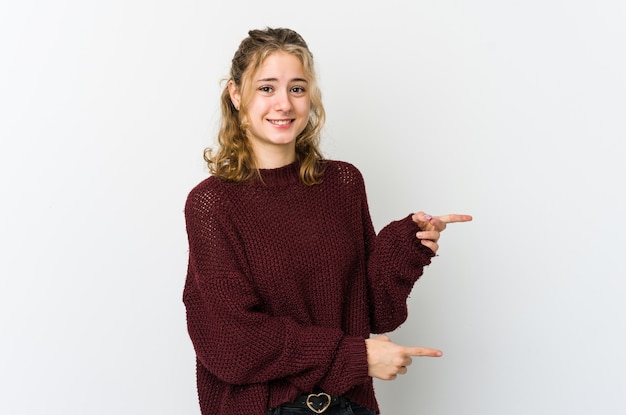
[{"left": 1, "top": 1, "right": 624, "bottom": 414}]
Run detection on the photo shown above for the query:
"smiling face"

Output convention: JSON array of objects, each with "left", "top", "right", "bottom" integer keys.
[{"left": 229, "top": 51, "right": 311, "bottom": 168}]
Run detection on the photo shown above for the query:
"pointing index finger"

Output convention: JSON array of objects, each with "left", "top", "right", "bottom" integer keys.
[
  {"left": 404, "top": 346, "right": 443, "bottom": 357},
  {"left": 437, "top": 214, "right": 473, "bottom": 224}
]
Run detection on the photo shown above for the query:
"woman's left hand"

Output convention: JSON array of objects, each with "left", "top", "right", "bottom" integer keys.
[{"left": 411, "top": 212, "right": 473, "bottom": 254}]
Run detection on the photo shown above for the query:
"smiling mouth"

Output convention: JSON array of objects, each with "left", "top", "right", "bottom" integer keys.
[{"left": 268, "top": 119, "right": 294, "bottom": 126}]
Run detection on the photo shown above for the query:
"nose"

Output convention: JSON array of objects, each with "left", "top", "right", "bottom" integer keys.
[{"left": 273, "top": 90, "right": 292, "bottom": 113}]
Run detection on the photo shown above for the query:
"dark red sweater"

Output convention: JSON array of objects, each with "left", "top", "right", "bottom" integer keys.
[{"left": 183, "top": 160, "right": 435, "bottom": 415}]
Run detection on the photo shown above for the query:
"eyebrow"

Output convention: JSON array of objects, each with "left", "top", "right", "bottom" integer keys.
[{"left": 256, "top": 77, "right": 309, "bottom": 83}]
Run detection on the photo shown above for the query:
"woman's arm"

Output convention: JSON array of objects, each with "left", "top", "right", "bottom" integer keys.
[
  {"left": 365, "top": 213, "right": 436, "bottom": 333},
  {"left": 357, "top": 178, "right": 472, "bottom": 333}
]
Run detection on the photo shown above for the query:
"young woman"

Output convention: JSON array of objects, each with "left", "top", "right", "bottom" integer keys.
[{"left": 183, "top": 27, "right": 472, "bottom": 415}]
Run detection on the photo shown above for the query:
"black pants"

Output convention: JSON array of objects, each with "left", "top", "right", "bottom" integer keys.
[{"left": 268, "top": 401, "right": 376, "bottom": 415}]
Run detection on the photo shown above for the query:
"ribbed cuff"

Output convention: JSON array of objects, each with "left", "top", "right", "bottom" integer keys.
[{"left": 319, "top": 335, "right": 369, "bottom": 395}]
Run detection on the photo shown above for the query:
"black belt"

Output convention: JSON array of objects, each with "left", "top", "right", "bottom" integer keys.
[{"left": 281, "top": 392, "right": 348, "bottom": 414}]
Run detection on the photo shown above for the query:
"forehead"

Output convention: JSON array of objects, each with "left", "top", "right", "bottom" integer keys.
[{"left": 254, "top": 51, "right": 306, "bottom": 80}]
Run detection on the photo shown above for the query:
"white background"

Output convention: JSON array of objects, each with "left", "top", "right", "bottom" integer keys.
[{"left": 1, "top": 1, "right": 625, "bottom": 414}]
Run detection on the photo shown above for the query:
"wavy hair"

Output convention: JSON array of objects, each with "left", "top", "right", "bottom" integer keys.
[{"left": 204, "top": 27, "right": 326, "bottom": 185}]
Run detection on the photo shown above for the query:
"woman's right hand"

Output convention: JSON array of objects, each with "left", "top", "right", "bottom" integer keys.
[{"left": 365, "top": 335, "right": 443, "bottom": 380}]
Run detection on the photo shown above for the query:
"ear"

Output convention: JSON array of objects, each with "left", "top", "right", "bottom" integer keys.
[{"left": 228, "top": 80, "right": 241, "bottom": 111}]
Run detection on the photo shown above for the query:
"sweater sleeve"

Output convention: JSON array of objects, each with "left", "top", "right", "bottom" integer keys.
[
  {"left": 356, "top": 185, "right": 436, "bottom": 334},
  {"left": 182, "top": 184, "right": 369, "bottom": 393}
]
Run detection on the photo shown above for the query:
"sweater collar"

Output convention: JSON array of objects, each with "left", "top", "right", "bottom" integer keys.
[{"left": 253, "top": 161, "right": 301, "bottom": 187}]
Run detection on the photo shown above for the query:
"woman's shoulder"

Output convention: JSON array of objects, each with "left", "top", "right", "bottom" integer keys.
[
  {"left": 322, "top": 159, "right": 365, "bottom": 185},
  {"left": 185, "top": 175, "right": 234, "bottom": 216}
]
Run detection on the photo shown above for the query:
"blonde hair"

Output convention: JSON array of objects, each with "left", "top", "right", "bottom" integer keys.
[{"left": 204, "top": 28, "right": 326, "bottom": 185}]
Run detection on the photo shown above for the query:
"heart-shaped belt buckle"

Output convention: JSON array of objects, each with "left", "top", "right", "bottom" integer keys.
[{"left": 305, "top": 392, "right": 332, "bottom": 414}]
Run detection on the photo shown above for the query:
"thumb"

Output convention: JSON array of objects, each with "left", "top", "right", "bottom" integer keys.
[{"left": 412, "top": 211, "right": 432, "bottom": 224}]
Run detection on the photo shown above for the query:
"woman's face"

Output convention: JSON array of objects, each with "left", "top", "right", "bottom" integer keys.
[{"left": 234, "top": 51, "right": 311, "bottom": 165}]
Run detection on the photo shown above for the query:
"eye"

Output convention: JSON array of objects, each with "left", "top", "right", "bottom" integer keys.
[
  {"left": 258, "top": 85, "right": 273, "bottom": 94},
  {"left": 291, "top": 86, "right": 306, "bottom": 95}
]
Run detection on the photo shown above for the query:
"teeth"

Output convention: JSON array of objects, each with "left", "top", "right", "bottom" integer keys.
[{"left": 270, "top": 120, "right": 291, "bottom": 125}]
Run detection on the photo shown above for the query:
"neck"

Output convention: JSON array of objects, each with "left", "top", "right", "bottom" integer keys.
[{"left": 252, "top": 143, "right": 297, "bottom": 169}]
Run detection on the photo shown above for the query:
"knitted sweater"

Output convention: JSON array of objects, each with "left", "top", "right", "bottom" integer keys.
[{"left": 183, "top": 160, "right": 435, "bottom": 415}]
